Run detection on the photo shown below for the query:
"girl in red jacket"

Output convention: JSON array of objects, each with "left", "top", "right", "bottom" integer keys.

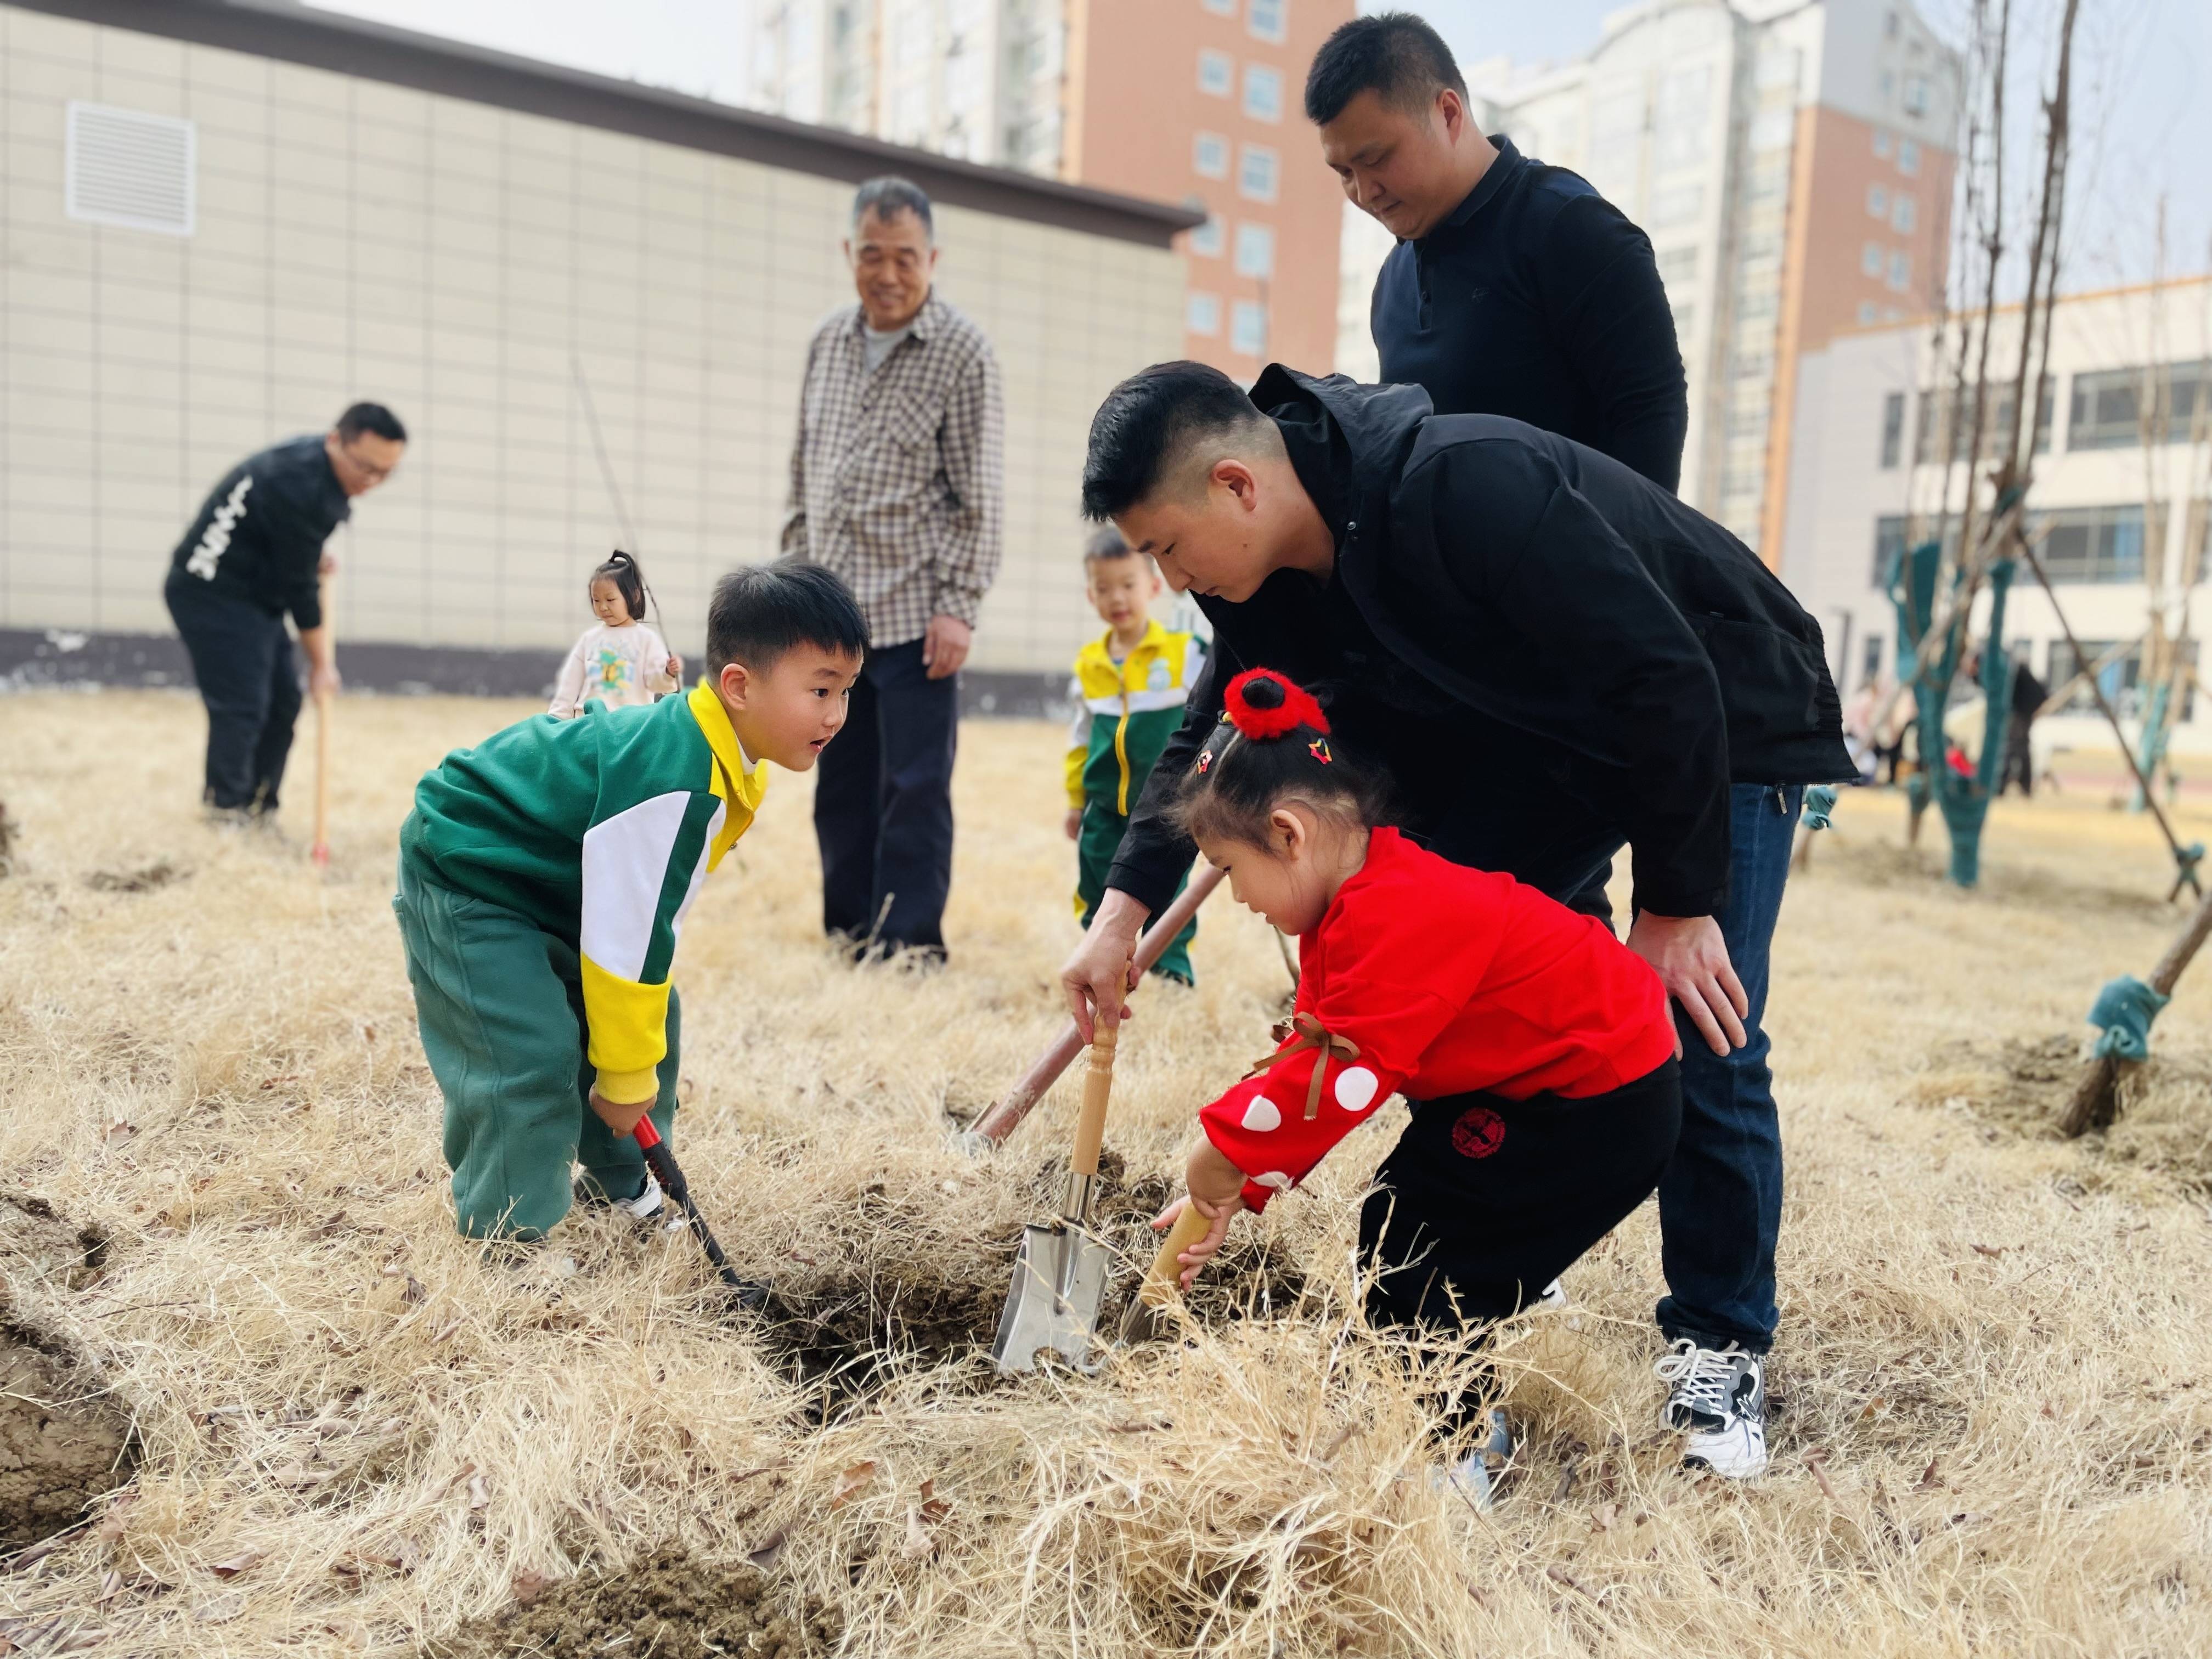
[{"left": 1156, "top": 669, "right": 1683, "bottom": 1499}]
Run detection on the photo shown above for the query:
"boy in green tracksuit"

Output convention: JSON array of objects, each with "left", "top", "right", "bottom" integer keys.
[
  {"left": 396, "top": 563, "right": 868, "bottom": 1240},
  {"left": 1064, "top": 528, "right": 1205, "bottom": 984}
]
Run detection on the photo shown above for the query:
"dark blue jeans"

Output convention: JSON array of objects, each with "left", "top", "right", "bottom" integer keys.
[{"left": 1652, "top": 782, "right": 1802, "bottom": 1355}]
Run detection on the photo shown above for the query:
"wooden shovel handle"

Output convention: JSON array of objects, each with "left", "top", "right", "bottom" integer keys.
[
  {"left": 1138, "top": 1203, "right": 1214, "bottom": 1309},
  {"left": 1069, "top": 1017, "right": 1115, "bottom": 1179}
]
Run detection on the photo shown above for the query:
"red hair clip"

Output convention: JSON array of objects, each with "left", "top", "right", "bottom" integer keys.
[{"left": 1223, "top": 668, "right": 1330, "bottom": 740}]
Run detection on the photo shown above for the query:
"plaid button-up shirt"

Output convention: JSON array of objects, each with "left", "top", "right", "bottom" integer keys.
[{"left": 780, "top": 295, "right": 1005, "bottom": 650}]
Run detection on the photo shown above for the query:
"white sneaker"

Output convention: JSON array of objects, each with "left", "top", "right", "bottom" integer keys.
[
  {"left": 1429, "top": 1407, "right": 1514, "bottom": 1513},
  {"left": 1655, "top": 1338, "right": 1769, "bottom": 1479},
  {"left": 573, "top": 1171, "right": 667, "bottom": 1224},
  {"left": 1533, "top": 1279, "right": 1567, "bottom": 1310}
]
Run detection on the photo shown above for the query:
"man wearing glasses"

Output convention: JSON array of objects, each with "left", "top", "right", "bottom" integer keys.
[{"left": 163, "top": 401, "right": 407, "bottom": 825}]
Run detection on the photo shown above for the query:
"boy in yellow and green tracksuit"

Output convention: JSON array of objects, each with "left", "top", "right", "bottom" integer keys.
[
  {"left": 394, "top": 563, "right": 868, "bottom": 1240},
  {"left": 1065, "top": 529, "right": 1205, "bottom": 984}
]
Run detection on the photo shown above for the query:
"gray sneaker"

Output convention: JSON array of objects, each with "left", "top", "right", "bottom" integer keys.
[
  {"left": 1655, "top": 1339, "right": 1769, "bottom": 1479},
  {"left": 1429, "top": 1407, "right": 1515, "bottom": 1512}
]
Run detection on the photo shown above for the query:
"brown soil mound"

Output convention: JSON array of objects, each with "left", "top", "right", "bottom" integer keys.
[
  {"left": 0, "top": 1324, "right": 134, "bottom": 1551},
  {"left": 438, "top": 1548, "right": 840, "bottom": 1658}
]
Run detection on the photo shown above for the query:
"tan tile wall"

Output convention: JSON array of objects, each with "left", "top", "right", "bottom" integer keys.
[{"left": 0, "top": 5, "right": 1186, "bottom": 673}]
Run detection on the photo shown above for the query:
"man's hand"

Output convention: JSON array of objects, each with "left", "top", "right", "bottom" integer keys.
[
  {"left": 308, "top": 659, "right": 342, "bottom": 698},
  {"left": 1625, "top": 911, "right": 1746, "bottom": 1057},
  {"left": 921, "top": 614, "right": 972, "bottom": 680},
  {"left": 1064, "top": 807, "right": 1084, "bottom": 841},
  {"left": 1151, "top": 1141, "right": 1249, "bottom": 1290},
  {"left": 588, "top": 1089, "right": 653, "bottom": 1139},
  {"left": 1059, "top": 888, "right": 1149, "bottom": 1041},
  {"left": 317, "top": 550, "right": 341, "bottom": 577}
]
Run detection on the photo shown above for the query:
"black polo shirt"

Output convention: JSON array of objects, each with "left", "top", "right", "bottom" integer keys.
[
  {"left": 166, "top": 435, "right": 350, "bottom": 630},
  {"left": 1369, "top": 137, "right": 1688, "bottom": 493}
]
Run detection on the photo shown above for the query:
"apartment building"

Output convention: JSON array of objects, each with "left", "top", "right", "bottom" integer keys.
[
  {"left": 747, "top": 0, "right": 1354, "bottom": 379},
  {"left": 0, "top": 0, "right": 1196, "bottom": 687},
  {"left": 1332, "top": 0, "right": 1957, "bottom": 558},
  {"left": 1782, "top": 278, "right": 2212, "bottom": 752}
]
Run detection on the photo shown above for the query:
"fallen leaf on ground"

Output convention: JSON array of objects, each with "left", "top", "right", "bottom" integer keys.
[
  {"left": 1915, "top": 1456, "right": 1944, "bottom": 1491},
  {"left": 511, "top": 1570, "right": 555, "bottom": 1605},
  {"left": 830, "top": 1460, "right": 877, "bottom": 1509},
  {"left": 104, "top": 1122, "right": 137, "bottom": 1151},
  {"left": 1858, "top": 1396, "right": 1887, "bottom": 1420},
  {"left": 1971, "top": 1243, "right": 2007, "bottom": 1259},
  {"left": 207, "top": 1550, "right": 263, "bottom": 1578},
  {"left": 402, "top": 1276, "right": 427, "bottom": 1305},
  {"left": 196, "top": 1592, "right": 246, "bottom": 1624},
  {"left": 917, "top": 1478, "right": 951, "bottom": 1525},
  {"left": 432, "top": 1315, "right": 464, "bottom": 1343},
  {"left": 466, "top": 1474, "right": 491, "bottom": 1510},
  {"left": 273, "top": 1462, "right": 334, "bottom": 1489},
  {"left": 1804, "top": 1451, "right": 1838, "bottom": 1504},
  {"left": 745, "top": 1527, "right": 789, "bottom": 1570},
  {"left": 1948, "top": 1511, "right": 1991, "bottom": 1527},
  {"left": 901, "top": 1508, "right": 936, "bottom": 1560},
  {"left": 1590, "top": 1503, "right": 1617, "bottom": 1532}
]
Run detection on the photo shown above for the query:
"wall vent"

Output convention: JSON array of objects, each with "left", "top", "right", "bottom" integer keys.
[{"left": 65, "top": 102, "right": 195, "bottom": 236}]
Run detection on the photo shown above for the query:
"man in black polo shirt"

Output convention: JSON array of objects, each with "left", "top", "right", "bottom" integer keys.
[
  {"left": 164, "top": 402, "right": 405, "bottom": 822},
  {"left": 1307, "top": 14, "right": 1687, "bottom": 492}
]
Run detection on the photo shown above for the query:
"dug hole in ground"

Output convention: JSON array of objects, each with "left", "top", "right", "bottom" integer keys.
[{"left": 1, "top": 689, "right": 2209, "bottom": 1656}]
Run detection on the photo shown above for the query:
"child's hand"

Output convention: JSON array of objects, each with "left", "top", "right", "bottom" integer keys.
[
  {"left": 1064, "top": 808, "right": 1083, "bottom": 840},
  {"left": 588, "top": 1090, "right": 653, "bottom": 1138},
  {"left": 1150, "top": 1139, "right": 1251, "bottom": 1289},
  {"left": 665, "top": 653, "right": 683, "bottom": 681}
]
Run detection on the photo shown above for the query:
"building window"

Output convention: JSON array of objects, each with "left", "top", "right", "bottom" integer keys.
[
  {"left": 1238, "top": 143, "right": 1279, "bottom": 201},
  {"left": 1233, "top": 221, "right": 1275, "bottom": 278},
  {"left": 1243, "top": 64, "right": 1283, "bottom": 122},
  {"left": 1898, "top": 138, "right": 1921, "bottom": 174},
  {"left": 1903, "top": 75, "right": 1930, "bottom": 117},
  {"left": 1750, "top": 109, "right": 1793, "bottom": 151},
  {"left": 1858, "top": 300, "right": 1879, "bottom": 324},
  {"left": 1651, "top": 183, "right": 1703, "bottom": 227},
  {"left": 1862, "top": 241, "right": 1885, "bottom": 277},
  {"left": 1892, "top": 193, "right": 1916, "bottom": 233},
  {"left": 1673, "top": 303, "right": 1696, "bottom": 336},
  {"left": 1880, "top": 391, "right": 1906, "bottom": 467},
  {"left": 1248, "top": 0, "right": 1287, "bottom": 44},
  {"left": 1187, "top": 291, "right": 1222, "bottom": 336},
  {"left": 1867, "top": 183, "right": 1888, "bottom": 217},
  {"left": 1887, "top": 249, "right": 1911, "bottom": 291},
  {"left": 1655, "top": 244, "right": 1698, "bottom": 290},
  {"left": 1916, "top": 379, "right": 2055, "bottom": 462},
  {"left": 1874, "top": 127, "right": 1892, "bottom": 157},
  {"left": 1194, "top": 131, "right": 1230, "bottom": 178},
  {"left": 1885, "top": 9, "right": 1900, "bottom": 36},
  {"left": 1187, "top": 210, "right": 1224, "bottom": 256},
  {"left": 1861, "top": 633, "right": 1886, "bottom": 690},
  {"left": 1198, "top": 49, "right": 1232, "bottom": 96},
  {"left": 1231, "top": 298, "right": 1267, "bottom": 355},
  {"left": 1200, "top": 0, "right": 1233, "bottom": 13},
  {"left": 2068, "top": 364, "right": 2212, "bottom": 449},
  {"left": 1878, "top": 71, "right": 1894, "bottom": 103},
  {"left": 2033, "top": 506, "right": 2145, "bottom": 584}
]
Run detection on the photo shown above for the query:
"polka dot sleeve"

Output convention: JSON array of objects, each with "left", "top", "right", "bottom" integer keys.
[{"left": 1197, "top": 986, "right": 1457, "bottom": 1212}]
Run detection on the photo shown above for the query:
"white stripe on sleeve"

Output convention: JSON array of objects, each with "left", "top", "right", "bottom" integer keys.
[{"left": 579, "top": 791, "right": 693, "bottom": 980}]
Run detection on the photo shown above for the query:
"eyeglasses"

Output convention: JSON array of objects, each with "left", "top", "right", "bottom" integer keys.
[{"left": 335, "top": 442, "right": 396, "bottom": 483}]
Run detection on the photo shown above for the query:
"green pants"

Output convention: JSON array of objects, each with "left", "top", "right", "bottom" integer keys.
[
  {"left": 1075, "top": 800, "right": 1197, "bottom": 984},
  {"left": 394, "top": 856, "right": 679, "bottom": 1240}
]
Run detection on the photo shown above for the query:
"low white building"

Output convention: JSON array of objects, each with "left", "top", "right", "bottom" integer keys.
[{"left": 1781, "top": 276, "right": 2212, "bottom": 754}]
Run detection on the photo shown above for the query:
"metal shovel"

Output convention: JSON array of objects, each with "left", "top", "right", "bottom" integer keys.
[{"left": 990, "top": 1012, "right": 1122, "bottom": 1373}]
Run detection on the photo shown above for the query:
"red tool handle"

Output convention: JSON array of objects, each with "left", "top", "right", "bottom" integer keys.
[{"left": 633, "top": 1115, "right": 663, "bottom": 1150}]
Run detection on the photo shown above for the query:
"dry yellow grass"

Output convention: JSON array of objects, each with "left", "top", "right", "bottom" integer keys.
[{"left": 3, "top": 687, "right": 2211, "bottom": 1657}]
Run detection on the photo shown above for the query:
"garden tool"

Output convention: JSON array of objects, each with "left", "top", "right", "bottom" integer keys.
[
  {"left": 990, "top": 1011, "right": 1123, "bottom": 1373},
  {"left": 631, "top": 1116, "right": 770, "bottom": 1310},
  {"left": 1116, "top": 1201, "right": 1212, "bottom": 1344},
  {"left": 962, "top": 862, "right": 1224, "bottom": 1152},
  {"left": 311, "top": 572, "right": 334, "bottom": 869}
]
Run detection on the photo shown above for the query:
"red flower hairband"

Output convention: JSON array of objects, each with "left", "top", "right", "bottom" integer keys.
[{"left": 1222, "top": 668, "right": 1330, "bottom": 741}]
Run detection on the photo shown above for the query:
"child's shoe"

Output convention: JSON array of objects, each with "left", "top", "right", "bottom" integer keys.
[
  {"left": 572, "top": 1170, "right": 668, "bottom": 1227},
  {"left": 1429, "top": 1407, "right": 1514, "bottom": 1513}
]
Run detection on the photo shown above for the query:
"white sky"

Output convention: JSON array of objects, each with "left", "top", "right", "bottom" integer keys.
[{"left": 312, "top": 0, "right": 2207, "bottom": 291}]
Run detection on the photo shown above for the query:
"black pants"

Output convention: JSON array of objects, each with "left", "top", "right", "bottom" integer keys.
[
  {"left": 1361, "top": 1060, "right": 1682, "bottom": 1336},
  {"left": 812, "top": 637, "right": 958, "bottom": 956},
  {"left": 165, "top": 574, "right": 302, "bottom": 812}
]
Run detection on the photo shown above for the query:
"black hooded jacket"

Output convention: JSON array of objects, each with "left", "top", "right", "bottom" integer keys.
[{"left": 1104, "top": 368, "right": 1853, "bottom": 920}]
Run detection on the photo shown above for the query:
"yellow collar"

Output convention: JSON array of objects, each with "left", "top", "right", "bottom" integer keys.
[
  {"left": 1101, "top": 617, "right": 1169, "bottom": 667},
  {"left": 687, "top": 680, "right": 769, "bottom": 809}
]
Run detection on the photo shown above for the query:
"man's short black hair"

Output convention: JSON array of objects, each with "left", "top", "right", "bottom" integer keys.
[
  {"left": 706, "top": 561, "right": 870, "bottom": 675},
  {"left": 852, "top": 176, "right": 933, "bottom": 241},
  {"left": 1304, "top": 12, "right": 1468, "bottom": 126},
  {"left": 336, "top": 401, "right": 407, "bottom": 443},
  {"left": 1081, "top": 361, "right": 1276, "bottom": 522}
]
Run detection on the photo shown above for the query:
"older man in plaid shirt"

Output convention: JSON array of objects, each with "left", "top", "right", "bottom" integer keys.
[{"left": 782, "top": 177, "right": 1005, "bottom": 963}]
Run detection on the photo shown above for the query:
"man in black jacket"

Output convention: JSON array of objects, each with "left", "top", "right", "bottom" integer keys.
[
  {"left": 164, "top": 402, "right": 405, "bottom": 822},
  {"left": 1059, "top": 363, "right": 1851, "bottom": 1480},
  {"left": 1309, "top": 14, "right": 1687, "bottom": 492}
]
